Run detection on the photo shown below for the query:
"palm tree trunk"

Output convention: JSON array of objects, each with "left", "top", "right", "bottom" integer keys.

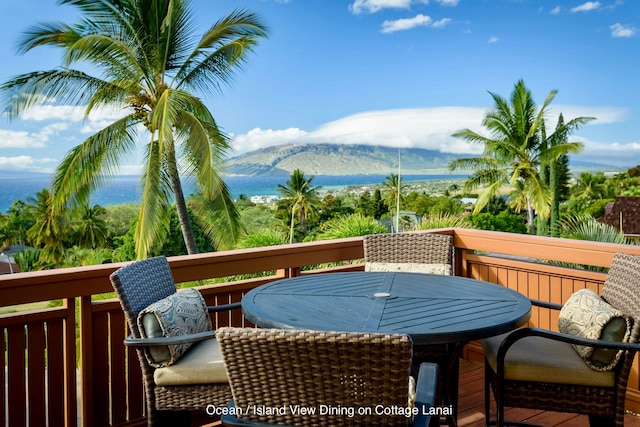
[
  {"left": 527, "top": 198, "right": 535, "bottom": 235},
  {"left": 550, "top": 160, "right": 560, "bottom": 237},
  {"left": 166, "top": 148, "right": 199, "bottom": 254}
]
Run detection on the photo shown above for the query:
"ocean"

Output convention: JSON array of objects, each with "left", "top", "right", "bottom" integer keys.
[{"left": 0, "top": 173, "right": 466, "bottom": 213}]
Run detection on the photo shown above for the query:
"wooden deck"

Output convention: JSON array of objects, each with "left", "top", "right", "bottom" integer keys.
[{"left": 457, "top": 359, "right": 640, "bottom": 427}]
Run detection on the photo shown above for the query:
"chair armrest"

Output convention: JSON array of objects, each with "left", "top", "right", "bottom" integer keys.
[
  {"left": 496, "top": 327, "right": 640, "bottom": 366},
  {"left": 208, "top": 301, "right": 242, "bottom": 313},
  {"left": 412, "top": 362, "right": 439, "bottom": 427},
  {"left": 530, "top": 298, "right": 563, "bottom": 310},
  {"left": 123, "top": 330, "right": 216, "bottom": 347}
]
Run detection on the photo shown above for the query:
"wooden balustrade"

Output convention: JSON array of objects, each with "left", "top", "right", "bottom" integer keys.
[{"left": 1, "top": 229, "right": 639, "bottom": 426}]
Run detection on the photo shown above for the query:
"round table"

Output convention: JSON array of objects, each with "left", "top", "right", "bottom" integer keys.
[{"left": 242, "top": 271, "right": 532, "bottom": 345}]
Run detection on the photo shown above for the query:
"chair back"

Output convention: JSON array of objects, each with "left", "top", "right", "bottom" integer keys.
[
  {"left": 109, "top": 256, "right": 177, "bottom": 338},
  {"left": 217, "top": 328, "right": 413, "bottom": 427},
  {"left": 363, "top": 232, "right": 453, "bottom": 273},
  {"left": 602, "top": 253, "right": 640, "bottom": 329}
]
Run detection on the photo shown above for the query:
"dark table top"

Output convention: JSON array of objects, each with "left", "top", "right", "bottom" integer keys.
[{"left": 242, "top": 272, "right": 532, "bottom": 345}]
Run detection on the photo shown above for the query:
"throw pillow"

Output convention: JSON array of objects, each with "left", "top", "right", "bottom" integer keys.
[
  {"left": 137, "top": 288, "right": 212, "bottom": 368},
  {"left": 558, "top": 288, "right": 631, "bottom": 371}
]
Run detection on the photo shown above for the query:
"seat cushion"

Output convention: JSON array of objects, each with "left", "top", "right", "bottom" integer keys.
[
  {"left": 154, "top": 338, "right": 228, "bottom": 386},
  {"left": 558, "top": 288, "right": 631, "bottom": 371},
  {"left": 365, "top": 262, "right": 451, "bottom": 275},
  {"left": 138, "top": 288, "right": 212, "bottom": 367},
  {"left": 481, "top": 333, "right": 615, "bottom": 387}
]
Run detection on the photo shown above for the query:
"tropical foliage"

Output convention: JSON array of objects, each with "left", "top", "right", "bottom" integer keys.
[
  {"left": 1, "top": 0, "right": 268, "bottom": 258},
  {"left": 276, "top": 169, "right": 323, "bottom": 244},
  {"left": 449, "top": 79, "right": 593, "bottom": 234}
]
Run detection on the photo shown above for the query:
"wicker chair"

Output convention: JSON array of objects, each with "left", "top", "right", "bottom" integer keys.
[
  {"left": 109, "top": 256, "right": 239, "bottom": 426},
  {"left": 216, "top": 328, "right": 439, "bottom": 427},
  {"left": 362, "top": 232, "right": 453, "bottom": 276},
  {"left": 481, "top": 252, "right": 640, "bottom": 427}
]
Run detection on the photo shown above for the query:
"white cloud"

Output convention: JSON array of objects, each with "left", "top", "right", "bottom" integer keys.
[
  {"left": 550, "top": 6, "right": 562, "bottom": 14},
  {"left": 0, "top": 123, "right": 73, "bottom": 149},
  {"left": 546, "top": 105, "right": 627, "bottom": 125},
  {"left": 574, "top": 137, "right": 640, "bottom": 167},
  {"left": 488, "top": 36, "right": 499, "bottom": 44},
  {"left": 0, "top": 129, "right": 46, "bottom": 148},
  {"left": 303, "top": 107, "right": 487, "bottom": 155},
  {"left": 0, "top": 156, "right": 57, "bottom": 172},
  {"left": 17, "top": 103, "right": 130, "bottom": 134},
  {"left": 231, "top": 127, "right": 308, "bottom": 154},
  {"left": 570, "top": 2, "right": 601, "bottom": 13},
  {"left": 20, "top": 105, "right": 85, "bottom": 122},
  {"left": 610, "top": 23, "right": 637, "bottom": 38},
  {"left": 349, "top": 0, "right": 413, "bottom": 14},
  {"left": 381, "top": 14, "right": 450, "bottom": 33},
  {"left": 436, "top": 0, "right": 459, "bottom": 5}
]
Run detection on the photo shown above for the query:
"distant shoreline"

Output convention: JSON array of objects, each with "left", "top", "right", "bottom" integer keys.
[{"left": 0, "top": 174, "right": 468, "bottom": 213}]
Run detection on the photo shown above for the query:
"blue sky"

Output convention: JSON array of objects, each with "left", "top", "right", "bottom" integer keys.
[{"left": 0, "top": 0, "right": 638, "bottom": 175}]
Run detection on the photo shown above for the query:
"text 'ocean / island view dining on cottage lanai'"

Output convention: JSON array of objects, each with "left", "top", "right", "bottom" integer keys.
[{"left": 0, "top": 1, "right": 639, "bottom": 427}]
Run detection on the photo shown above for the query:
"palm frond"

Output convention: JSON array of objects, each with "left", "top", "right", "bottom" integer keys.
[
  {"left": 135, "top": 138, "right": 172, "bottom": 259},
  {"left": 52, "top": 114, "right": 140, "bottom": 210}
]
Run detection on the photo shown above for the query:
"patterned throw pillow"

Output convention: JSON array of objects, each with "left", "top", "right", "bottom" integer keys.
[
  {"left": 137, "top": 288, "right": 212, "bottom": 368},
  {"left": 558, "top": 288, "right": 631, "bottom": 371},
  {"left": 365, "top": 262, "right": 451, "bottom": 275}
]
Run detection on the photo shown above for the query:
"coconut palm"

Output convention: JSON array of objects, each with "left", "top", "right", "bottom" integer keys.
[
  {"left": 73, "top": 203, "right": 108, "bottom": 249},
  {"left": 276, "top": 169, "right": 322, "bottom": 244},
  {"left": 1, "top": 0, "right": 268, "bottom": 258},
  {"left": 381, "top": 173, "right": 405, "bottom": 230},
  {"left": 449, "top": 80, "right": 589, "bottom": 234},
  {"left": 25, "top": 189, "right": 70, "bottom": 264}
]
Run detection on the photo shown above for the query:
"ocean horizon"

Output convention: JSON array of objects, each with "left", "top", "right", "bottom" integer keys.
[{"left": 0, "top": 173, "right": 467, "bottom": 213}]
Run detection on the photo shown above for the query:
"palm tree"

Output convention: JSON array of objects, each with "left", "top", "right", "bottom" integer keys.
[
  {"left": 277, "top": 169, "right": 322, "bottom": 244},
  {"left": 73, "top": 203, "right": 108, "bottom": 249},
  {"left": 1, "top": 1, "right": 268, "bottom": 258},
  {"left": 381, "top": 173, "right": 405, "bottom": 230},
  {"left": 25, "top": 189, "right": 70, "bottom": 264},
  {"left": 449, "top": 80, "right": 588, "bottom": 234},
  {"left": 572, "top": 172, "right": 610, "bottom": 199}
]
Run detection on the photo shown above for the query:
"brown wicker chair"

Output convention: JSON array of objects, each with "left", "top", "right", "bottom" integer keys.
[
  {"left": 216, "top": 328, "right": 439, "bottom": 427},
  {"left": 481, "top": 252, "right": 640, "bottom": 427},
  {"left": 109, "top": 256, "right": 238, "bottom": 426}
]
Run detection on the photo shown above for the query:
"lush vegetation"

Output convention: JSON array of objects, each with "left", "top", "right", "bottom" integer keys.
[{"left": 1, "top": 163, "right": 638, "bottom": 272}]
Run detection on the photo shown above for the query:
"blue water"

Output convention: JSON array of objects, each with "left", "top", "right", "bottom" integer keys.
[{"left": 0, "top": 174, "right": 466, "bottom": 213}]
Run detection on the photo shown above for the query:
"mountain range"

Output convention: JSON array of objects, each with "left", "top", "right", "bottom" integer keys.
[
  {"left": 223, "top": 143, "right": 628, "bottom": 176},
  {"left": 224, "top": 143, "right": 466, "bottom": 176}
]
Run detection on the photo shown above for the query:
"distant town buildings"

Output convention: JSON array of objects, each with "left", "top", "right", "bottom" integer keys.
[{"left": 250, "top": 195, "right": 280, "bottom": 204}]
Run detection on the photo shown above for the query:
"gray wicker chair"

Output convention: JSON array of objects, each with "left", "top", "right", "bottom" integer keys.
[
  {"left": 481, "top": 252, "right": 640, "bottom": 427},
  {"left": 217, "top": 328, "right": 439, "bottom": 427},
  {"left": 109, "top": 256, "right": 239, "bottom": 426}
]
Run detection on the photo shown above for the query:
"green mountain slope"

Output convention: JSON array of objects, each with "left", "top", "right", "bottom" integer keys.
[{"left": 224, "top": 143, "right": 466, "bottom": 176}]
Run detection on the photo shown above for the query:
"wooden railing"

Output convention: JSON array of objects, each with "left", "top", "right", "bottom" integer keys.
[{"left": 1, "top": 229, "right": 640, "bottom": 426}]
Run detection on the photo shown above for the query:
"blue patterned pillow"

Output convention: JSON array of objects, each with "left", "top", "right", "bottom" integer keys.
[{"left": 137, "top": 288, "right": 212, "bottom": 367}]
